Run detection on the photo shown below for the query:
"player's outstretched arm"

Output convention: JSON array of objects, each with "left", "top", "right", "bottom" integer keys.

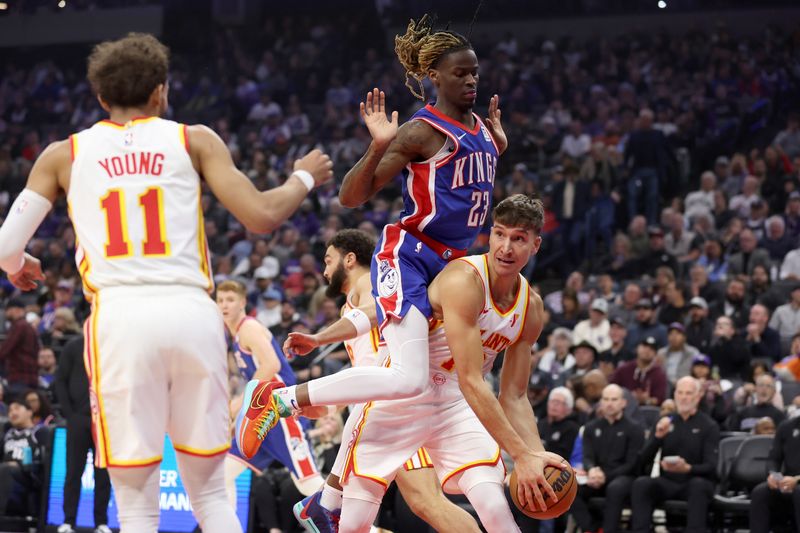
[
  {"left": 339, "top": 89, "right": 431, "bottom": 207},
  {"left": 284, "top": 275, "right": 377, "bottom": 356},
  {"left": 484, "top": 94, "right": 508, "bottom": 155},
  {"left": 188, "top": 125, "right": 333, "bottom": 233},
  {"left": 239, "top": 319, "right": 281, "bottom": 381},
  {"left": 498, "top": 291, "right": 545, "bottom": 450},
  {"left": 0, "top": 140, "right": 69, "bottom": 289}
]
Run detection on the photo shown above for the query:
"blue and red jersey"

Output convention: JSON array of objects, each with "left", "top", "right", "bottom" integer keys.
[
  {"left": 232, "top": 317, "right": 296, "bottom": 386},
  {"left": 398, "top": 104, "right": 499, "bottom": 251}
]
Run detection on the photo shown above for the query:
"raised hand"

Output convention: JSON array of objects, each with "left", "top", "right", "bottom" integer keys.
[
  {"left": 294, "top": 149, "right": 334, "bottom": 187},
  {"left": 8, "top": 253, "right": 44, "bottom": 291},
  {"left": 485, "top": 94, "right": 508, "bottom": 155},
  {"left": 360, "top": 88, "right": 399, "bottom": 148}
]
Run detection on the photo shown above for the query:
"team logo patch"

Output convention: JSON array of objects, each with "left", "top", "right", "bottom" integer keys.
[
  {"left": 432, "top": 372, "right": 447, "bottom": 386},
  {"left": 481, "top": 124, "right": 492, "bottom": 143},
  {"left": 378, "top": 260, "right": 399, "bottom": 298},
  {"left": 290, "top": 437, "right": 309, "bottom": 460}
]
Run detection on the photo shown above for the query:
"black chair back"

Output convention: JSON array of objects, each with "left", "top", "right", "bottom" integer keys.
[
  {"left": 718, "top": 435, "right": 748, "bottom": 482},
  {"left": 728, "top": 435, "right": 772, "bottom": 491}
]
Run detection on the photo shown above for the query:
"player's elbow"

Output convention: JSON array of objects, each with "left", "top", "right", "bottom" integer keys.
[
  {"left": 338, "top": 189, "right": 364, "bottom": 209},
  {"left": 243, "top": 211, "right": 279, "bottom": 235}
]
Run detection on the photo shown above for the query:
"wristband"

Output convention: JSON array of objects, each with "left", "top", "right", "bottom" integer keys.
[
  {"left": 343, "top": 308, "right": 372, "bottom": 337},
  {"left": 0, "top": 189, "right": 52, "bottom": 274},
  {"left": 291, "top": 170, "right": 315, "bottom": 192}
]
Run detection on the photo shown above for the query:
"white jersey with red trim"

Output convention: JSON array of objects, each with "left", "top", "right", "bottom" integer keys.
[
  {"left": 425, "top": 254, "right": 530, "bottom": 401},
  {"left": 68, "top": 117, "right": 212, "bottom": 295},
  {"left": 342, "top": 293, "right": 383, "bottom": 368}
]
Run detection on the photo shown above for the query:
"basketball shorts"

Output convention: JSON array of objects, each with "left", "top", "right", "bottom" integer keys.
[
  {"left": 84, "top": 285, "right": 231, "bottom": 468},
  {"left": 371, "top": 223, "right": 453, "bottom": 329},
  {"left": 227, "top": 416, "right": 319, "bottom": 481},
  {"left": 341, "top": 397, "right": 504, "bottom": 494}
]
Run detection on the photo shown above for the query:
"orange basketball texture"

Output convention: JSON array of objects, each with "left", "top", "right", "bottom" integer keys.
[{"left": 509, "top": 458, "right": 577, "bottom": 519}]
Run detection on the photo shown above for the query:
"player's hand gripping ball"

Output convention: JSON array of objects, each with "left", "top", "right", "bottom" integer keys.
[{"left": 509, "top": 454, "right": 577, "bottom": 519}]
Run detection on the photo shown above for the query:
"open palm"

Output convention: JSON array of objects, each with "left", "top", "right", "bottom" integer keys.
[
  {"left": 360, "top": 88, "right": 398, "bottom": 147},
  {"left": 485, "top": 94, "right": 508, "bottom": 154}
]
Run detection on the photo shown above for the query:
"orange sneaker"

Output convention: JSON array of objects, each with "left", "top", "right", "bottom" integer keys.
[{"left": 235, "top": 380, "right": 284, "bottom": 459}]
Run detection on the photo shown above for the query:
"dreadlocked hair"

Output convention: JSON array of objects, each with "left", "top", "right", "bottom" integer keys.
[{"left": 394, "top": 14, "right": 472, "bottom": 101}]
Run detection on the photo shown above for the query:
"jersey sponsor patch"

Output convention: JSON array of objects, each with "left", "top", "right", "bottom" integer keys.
[{"left": 377, "top": 260, "right": 399, "bottom": 298}]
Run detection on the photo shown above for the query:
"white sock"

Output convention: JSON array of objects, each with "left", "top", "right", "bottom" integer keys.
[
  {"left": 320, "top": 483, "right": 343, "bottom": 511},
  {"left": 274, "top": 385, "right": 298, "bottom": 412}
]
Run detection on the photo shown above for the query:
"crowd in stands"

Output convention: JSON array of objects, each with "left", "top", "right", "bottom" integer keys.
[{"left": 0, "top": 5, "right": 800, "bottom": 531}]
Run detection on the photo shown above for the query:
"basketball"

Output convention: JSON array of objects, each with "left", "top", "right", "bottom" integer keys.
[{"left": 508, "top": 456, "right": 577, "bottom": 519}]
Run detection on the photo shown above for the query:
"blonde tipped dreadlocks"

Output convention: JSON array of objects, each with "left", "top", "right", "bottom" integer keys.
[{"left": 394, "top": 14, "right": 472, "bottom": 101}]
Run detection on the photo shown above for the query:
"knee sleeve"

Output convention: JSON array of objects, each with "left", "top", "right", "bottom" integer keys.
[
  {"left": 464, "top": 480, "right": 520, "bottom": 533},
  {"left": 340, "top": 477, "right": 385, "bottom": 533}
]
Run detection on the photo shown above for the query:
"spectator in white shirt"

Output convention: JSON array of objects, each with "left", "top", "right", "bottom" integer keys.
[
  {"left": 769, "top": 285, "right": 800, "bottom": 355},
  {"left": 730, "top": 175, "right": 762, "bottom": 218},
  {"left": 780, "top": 247, "right": 800, "bottom": 280},
  {"left": 561, "top": 119, "right": 591, "bottom": 160},
  {"left": 537, "top": 327, "right": 576, "bottom": 376},
  {"left": 573, "top": 299, "right": 612, "bottom": 352},
  {"left": 684, "top": 171, "right": 716, "bottom": 223}
]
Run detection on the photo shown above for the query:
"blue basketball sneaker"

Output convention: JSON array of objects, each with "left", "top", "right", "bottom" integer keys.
[{"left": 293, "top": 491, "right": 340, "bottom": 533}]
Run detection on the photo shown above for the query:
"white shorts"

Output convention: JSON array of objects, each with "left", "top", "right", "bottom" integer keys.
[
  {"left": 341, "top": 396, "right": 504, "bottom": 494},
  {"left": 85, "top": 285, "right": 230, "bottom": 468}
]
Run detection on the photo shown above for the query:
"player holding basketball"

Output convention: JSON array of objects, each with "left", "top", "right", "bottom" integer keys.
[
  {"left": 336, "top": 195, "right": 561, "bottom": 532},
  {"left": 216, "top": 281, "right": 324, "bottom": 507},
  {"left": 283, "top": 229, "right": 479, "bottom": 533},
  {"left": 0, "top": 33, "right": 332, "bottom": 533},
  {"left": 235, "top": 17, "right": 556, "bottom": 494}
]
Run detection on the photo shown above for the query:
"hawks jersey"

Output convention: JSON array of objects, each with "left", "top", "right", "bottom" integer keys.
[
  {"left": 399, "top": 104, "right": 499, "bottom": 251},
  {"left": 341, "top": 294, "right": 382, "bottom": 367},
  {"left": 67, "top": 117, "right": 212, "bottom": 296},
  {"left": 232, "top": 317, "right": 296, "bottom": 386},
  {"left": 426, "top": 254, "right": 530, "bottom": 400}
]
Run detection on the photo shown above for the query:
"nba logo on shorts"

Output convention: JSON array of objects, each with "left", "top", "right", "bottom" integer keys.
[
  {"left": 443, "top": 249, "right": 452, "bottom": 260},
  {"left": 378, "top": 260, "right": 399, "bottom": 298}
]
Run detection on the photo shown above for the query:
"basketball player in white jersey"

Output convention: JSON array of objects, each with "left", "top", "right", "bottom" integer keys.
[
  {"left": 0, "top": 33, "right": 332, "bottom": 533},
  {"left": 335, "top": 195, "right": 561, "bottom": 533},
  {"left": 284, "top": 229, "right": 480, "bottom": 533}
]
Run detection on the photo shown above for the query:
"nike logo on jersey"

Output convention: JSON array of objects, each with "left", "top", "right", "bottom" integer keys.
[{"left": 457, "top": 132, "right": 467, "bottom": 140}]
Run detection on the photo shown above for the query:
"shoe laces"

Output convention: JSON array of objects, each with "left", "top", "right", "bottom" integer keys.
[{"left": 255, "top": 409, "right": 277, "bottom": 440}]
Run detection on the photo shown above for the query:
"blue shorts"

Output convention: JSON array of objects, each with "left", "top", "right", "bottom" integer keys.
[
  {"left": 228, "top": 416, "right": 319, "bottom": 481},
  {"left": 371, "top": 223, "right": 456, "bottom": 329}
]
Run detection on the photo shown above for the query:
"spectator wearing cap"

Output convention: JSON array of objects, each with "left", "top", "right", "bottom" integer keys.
[
  {"left": 658, "top": 322, "right": 700, "bottom": 385},
  {"left": 690, "top": 355, "right": 729, "bottom": 424},
  {"left": 684, "top": 171, "right": 717, "bottom": 223},
  {"left": 256, "top": 287, "right": 283, "bottom": 329},
  {"left": 746, "top": 304, "right": 782, "bottom": 363},
  {"left": 536, "top": 328, "right": 575, "bottom": 381},
  {"left": 728, "top": 228, "right": 771, "bottom": 278},
  {"left": 527, "top": 370, "right": 554, "bottom": 421},
  {"left": 748, "top": 414, "right": 800, "bottom": 533},
  {"left": 565, "top": 341, "right": 599, "bottom": 381},
  {"left": 630, "top": 377, "right": 719, "bottom": 533},
  {"left": 0, "top": 300, "right": 39, "bottom": 397},
  {"left": 632, "top": 226, "right": 679, "bottom": 278},
  {"left": 685, "top": 297, "right": 713, "bottom": 354},
  {"left": 726, "top": 374, "right": 785, "bottom": 432},
  {"left": 600, "top": 316, "right": 635, "bottom": 369},
  {"left": 612, "top": 336, "right": 668, "bottom": 407},
  {"left": 538, "top": 387, "right": 580, "bottom": 463},
  {"left": 624, "top": 299, "right": 668, "bottom": 354},
  {"left": 709, "top": 316, "right": 751, "bottom": 381},
  {"left": 657, "top": 280, "right": 689, "bottom": 326},
  {"left": 769, "top": 284, "right": 800, "bottom": 356},
  {"left": 573, "top": 299, "right": 612, "bottom": 353},
  {"left": 709, "top": 278, "right": 751, "bottom": 332},
  {"left": 624, "top": 108, "right": 671, "bottom": 225}
]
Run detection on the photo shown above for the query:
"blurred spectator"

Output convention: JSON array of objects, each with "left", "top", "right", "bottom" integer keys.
[
  {"left": 658, "top": 281, "right": 689, "bottom": 326},
  {"left": 625, "top": 109, "right": 670, "bottom": 224},
  {"left": 536, "top": 328, "right": 575, "bottom": 380},
  {"left": 728, "top": 228, "right": 771, "bottom": 278},
  {"left": 552, "top": 166, "right": 591, "bottom": 270},
  {"left": 684, "top": 297, "right": 713, "bottom": 355},
  {"left": 684, "top": 171, "right": 716, "bottom": 223},
  {"left": 749, "top": 416, "right": 800, "bottom": 533},
  {"left": 760, "top": 215, "right": 795, "bottom": 264},
  {"left": 544, "top": 271, "right": 590, "bottom": 314},
  {"left": 0, "top": 300, "right": 39, "bottom": 397},
  {"left": 624, "top": 299, "right": 667, "bottom": 353},
  {"left": 630, "top": 377, "right": 719, "bottom": 533},
  {"left": 560, "top": 120, "right": 591, "bottom": 160},
  {"left": 708, "top": 316, "right": 751, "bottom": 381},
  {"left": 600, "top": 315, "right": 634, "bottom": 367},
  {"left": 566, "top": 341, "right": 599, "bottom": 381},
  {"left": 612, "top": 336, "right": 668, "bottom": 407},
  {"left": 36, "top": 347, "right": 56, "bottom": 390},
  {"left": 571, "top": 384, "right": 643, "bottom": 533},
  {"left": 538, "top": 387, "right": 579, "bottom": 461},
  {"left": 709, "top": 278, "right": 750, "bottom": 332},
  {"left": 746, "top": 304, "right": 782, "bottom": 363},
  {"left": 257, "top": 288, "right": 283, "bottom": 329},
  {"left": 633, "top": 226, "right": 679, "bottom": 278},
  {"left": 749, "top": 264, "right": 784, "bottom": 313},
  {"left": 726, "top": 374, "right": 785, "bottom": 432},
  {"left": 730, "top": 176, "right": 762, "bottom": 218},
  {"left": 695, "top": 238, "right": 729, "bottom": 283},
  {"left": 772, "top": 114, "right": 800, "bottom": 159},
  {"left": 0, "top": 399, "right": 44, "bottom": 519},
  {"left": 572, "top": 298, "right": 611, "bottom": 352},
  {"left": 609, "top": 282, "right": 642, "bottom": 326},
  {"left": 38, "top": 280, "right": 74, "bottom": 334},
  {"left": 24, "top": 390, "right": 52, "bottom": 428},
  {"left": 769, "top": 284, "right": 800, "bottom": 355},
  {"left": 658, "top": 322, "right": 699, "bottom": 385}
]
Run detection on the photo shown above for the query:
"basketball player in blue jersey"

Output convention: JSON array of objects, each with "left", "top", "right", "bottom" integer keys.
[
  {"left": 234, "top": 17, "right": 553, "bottom": 492},
  {"left": 216, "top": 281, "right": 324, "bottom": 506}
]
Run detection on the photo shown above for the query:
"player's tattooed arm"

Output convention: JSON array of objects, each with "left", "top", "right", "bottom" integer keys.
[{"left": 340, "top": 120, "right": 434, "bottom": 207}]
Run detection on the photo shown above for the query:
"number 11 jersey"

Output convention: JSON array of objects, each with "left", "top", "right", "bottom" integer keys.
[{"left": 68, "top": 117, "right": 213, "bottom": 295}]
